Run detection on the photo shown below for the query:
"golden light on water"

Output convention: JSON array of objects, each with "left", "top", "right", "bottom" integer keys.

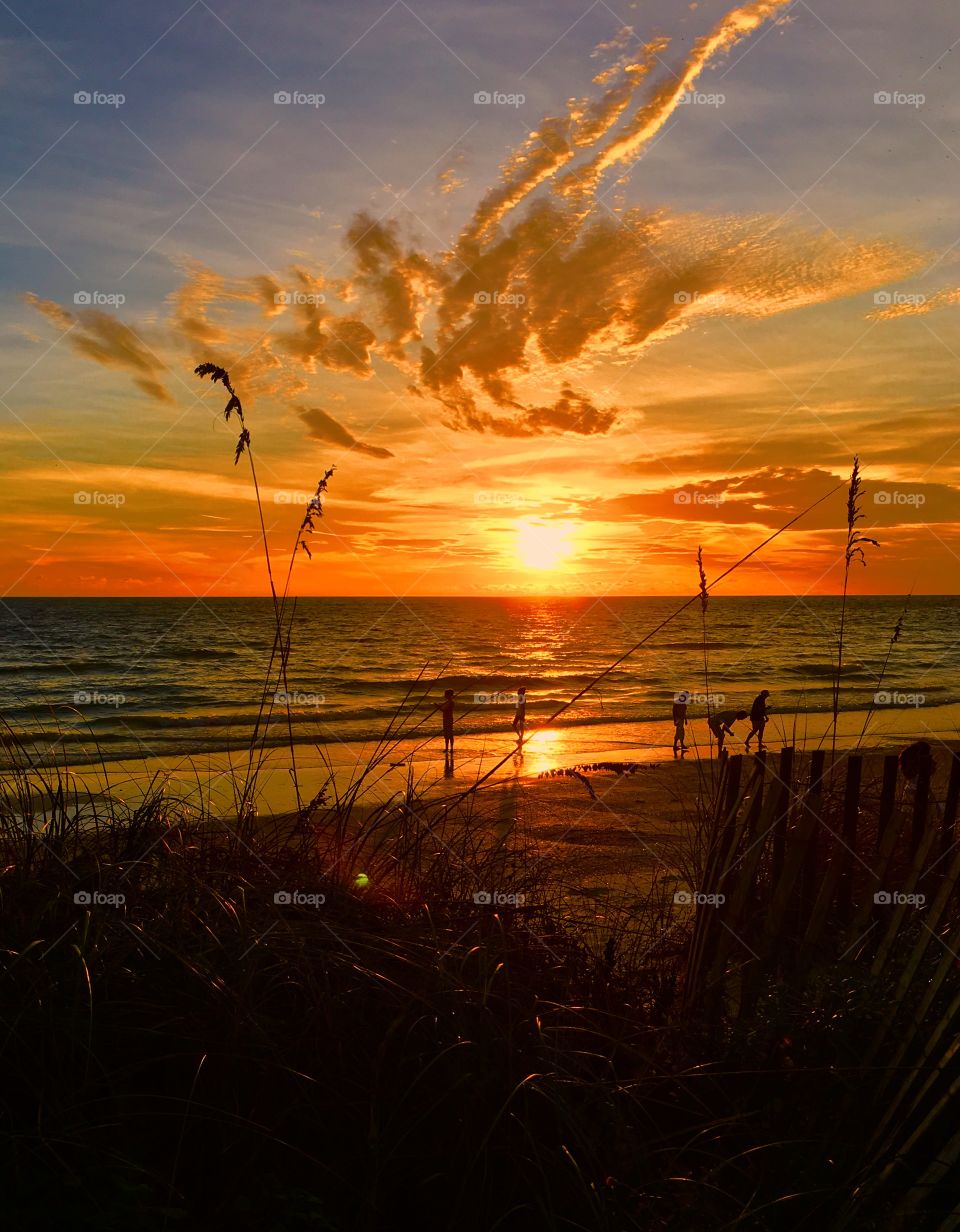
[
  {"left": 519, "top": 726, "right": 562, "bottom": 776},
  {"left": 514, "top": 519, "right": 576, "bottom": 570}
]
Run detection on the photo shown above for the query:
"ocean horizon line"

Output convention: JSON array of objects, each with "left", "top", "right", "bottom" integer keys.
[{"left": 5, "top": 593, "right": 957, "bottom": 602}]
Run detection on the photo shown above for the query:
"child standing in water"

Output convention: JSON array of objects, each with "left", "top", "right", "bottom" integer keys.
[
  {"left": 513, "top": 685, "right": 527, "bottom": 749},
  {"left": 442, "top": 689, "right": 455, "bottom": 757}
]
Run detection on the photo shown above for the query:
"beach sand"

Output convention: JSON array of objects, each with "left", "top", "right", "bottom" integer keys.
[{"left": 20, "top": 709, "right": 958, "bottom": 915}]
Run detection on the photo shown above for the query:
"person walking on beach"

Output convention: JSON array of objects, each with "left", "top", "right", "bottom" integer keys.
[
  {"left": 441, "top": 688, "right": 455, "bottom": 758},
  {"left": 708, "top": 707, "right": 749, "bottom": 755},
  {"left": 745, "top": 689, "right": 771, "bottom": 752},
  {"left": 672, "top": 690, "right": 690, "bottom": 756},
  {"left": 513, "top": 685, "right": 527, "bottom": 749}
]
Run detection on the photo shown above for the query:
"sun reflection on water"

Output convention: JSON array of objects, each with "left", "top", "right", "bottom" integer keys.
[{"left": 519, "top": 726, "right": 565, "bottom": 776}]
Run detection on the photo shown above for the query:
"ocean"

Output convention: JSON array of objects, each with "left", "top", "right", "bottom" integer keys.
[{"left": 1, "top": 596, "right": 958, "bottom": 771}]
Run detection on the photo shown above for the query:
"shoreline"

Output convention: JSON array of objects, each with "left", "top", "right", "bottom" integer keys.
[
  {"left": 7, "top": 696, "right": 956, "bottom": 764},
  {"left": 8, "top": 703, "right": 957, "bottom": 820}
]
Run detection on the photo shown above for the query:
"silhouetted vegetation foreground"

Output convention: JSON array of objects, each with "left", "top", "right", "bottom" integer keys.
[{"left": 3, "top": 740, "right": 960, "bottom": 1231}]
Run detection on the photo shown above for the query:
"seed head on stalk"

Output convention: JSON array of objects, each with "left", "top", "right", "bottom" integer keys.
[
  {"left": 194, "top": 364, "right": 251, "bottom": 465},
  {"left": 298, "top": 467, "right": 335, "bottom": 559},
  {"left": 844, "top": 456, "right": 879, "bottom": 568},
  {"left": 697, "top": 545, "right": 709, "bottom": 614}
]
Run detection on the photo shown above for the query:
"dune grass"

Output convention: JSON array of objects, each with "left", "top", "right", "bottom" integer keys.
[{"left": 2, "top": 732, "right": 959, "bottom": 1230}]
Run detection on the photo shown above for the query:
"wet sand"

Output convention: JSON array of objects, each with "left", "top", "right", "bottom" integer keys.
[{"left": 28, "top": 700, "right": 959, "bottom": 819}]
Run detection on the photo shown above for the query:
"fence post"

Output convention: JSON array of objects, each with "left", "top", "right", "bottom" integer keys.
[
  {"left": 687, "top": 756, "right": 745, "bottom": 1011},
  {"left": 744, "top": 750, "right": 767, "bottom": 836},
  {"left": 723, "top": 754, "right": 743, "bottom": 821},
  {"left": 877, "top": 754, "right": 899, "bottom": 851},
  {"left": 770, "top": 747, "right": 794, "bottom": 888},
  {"left": 911, "top": 762, "right": 931, "bottom": 857},
  {"left": 942, "top": 753, "right": 960, "bottom": 855},
  {"left": 800, "top": 750, "right": 826, "bottom": 923},
  {"left": 838, "top": 755, "right": 863, "bottom": 921}
]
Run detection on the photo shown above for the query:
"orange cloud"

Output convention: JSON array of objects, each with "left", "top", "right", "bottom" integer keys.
[
  {"left": 459, "top": 36, "right": 666, "bottom": 245},
  {"left": 557, "top": 0, "right": 794, "bottom": 201}
]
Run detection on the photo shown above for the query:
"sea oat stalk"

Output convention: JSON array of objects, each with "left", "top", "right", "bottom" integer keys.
[{"left": 831, "top": 456, "right": 879, "bottom": 758}]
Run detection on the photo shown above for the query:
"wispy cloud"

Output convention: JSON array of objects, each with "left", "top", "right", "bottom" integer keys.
[
  {"left": 297, "top": 405, "right": 394, "bottom": 458},
  {"left": 24, "top": 293, "right": 174, "bottom": 403}
]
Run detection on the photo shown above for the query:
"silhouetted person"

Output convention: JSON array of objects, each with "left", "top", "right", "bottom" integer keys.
[
  {"left": 513, "top": 685, "right": 527, "bottom": 749},
  {"left": 708, "top": 708, "right": 749, "bottom": 755},
  {"left": 899, "top": 740, "right": 942, "bottom": 822},
  {"left": 745, "top": 689, "right": 771, "bottom": 751},
  {"left": 441, "top": 688, "right": 455, "bottom": 757},
  {"left": 900, "top": 740, "right": 935, "bottom": 783},
  {"left": 672, "top": 690, "right": 690, "bottom": 755}
]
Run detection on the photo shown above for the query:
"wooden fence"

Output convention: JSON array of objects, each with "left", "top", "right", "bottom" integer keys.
[{"left": 682, "top": 746, "right": 960, "bottom": 1228}]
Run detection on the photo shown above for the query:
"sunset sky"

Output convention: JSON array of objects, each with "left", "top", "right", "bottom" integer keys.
[{"left": 2, "top": 0, "right": 960, "bottom": 597}]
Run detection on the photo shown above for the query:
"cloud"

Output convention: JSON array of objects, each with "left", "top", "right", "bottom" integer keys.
[
  {"left": 459, "top": 35, "right": 666, "bottom": 245},
  {"left": 344, "top": 214, "right": 437, "bottom": 361},
  {"left": 24, "top": 463, "right": 256, "bottom": 504},
  {"left": 166, "top": 261, "right": 285, "bottom": 350},
  {"left": 453, "top": 385, "right": 619, "bottom": 437},
  {"left": 415, "top": 199, "right": 919, "bottom": 432},
  {"left": 274, "top": 295, "right": 377, "bottom": 379},
  {"left": 583, "top": 465, "right": 960, "bottom": 531},
  {"left": 23, "top": 293, "right": 174, "bottom": 403},
  {"left": 18, "top": 1, "right": 924, "bottom": 444},
  {"left": 297, "top": 406, "right": 394, "bottom": 459},
  {"left": 556, "top": 0, "right": 795, "bottom": 201}
]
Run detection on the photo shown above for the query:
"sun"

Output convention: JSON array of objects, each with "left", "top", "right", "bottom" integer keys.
[{"left": 514, "top": 518, "right": 576, "bottom": 570}]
